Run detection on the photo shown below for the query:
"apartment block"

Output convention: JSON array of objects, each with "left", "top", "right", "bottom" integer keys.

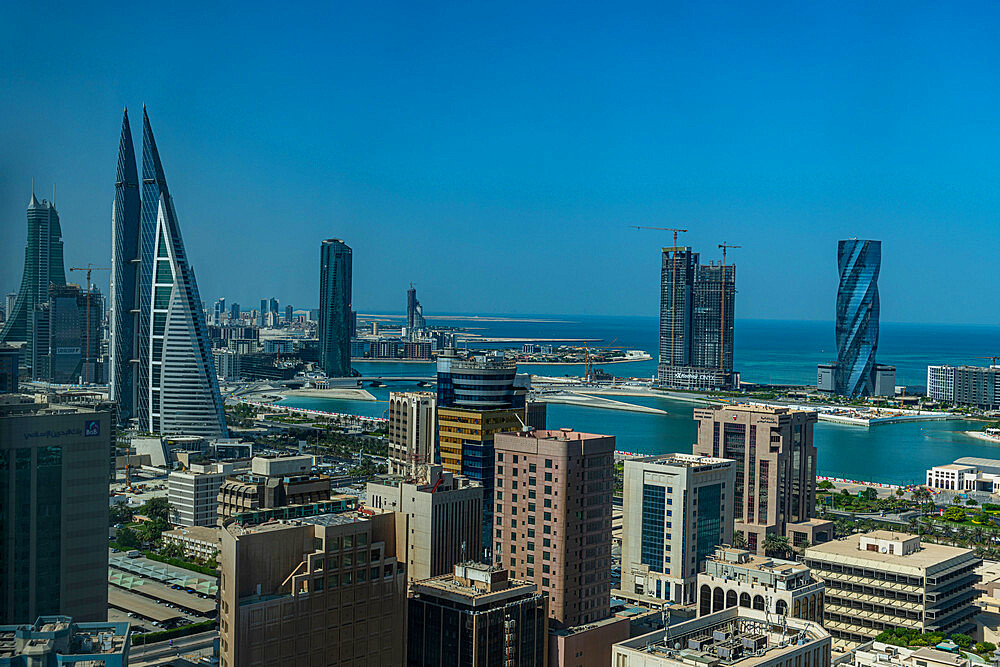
[
  {"left": 386, "top": 391, "right": 436, "bottom": 476},
  {"left": 169, "top": 461, "right": 246, "bottom": 527},
  {"left": 366, "top": 464, "right": 483, "bottom": 581},
  {"left": 407, "top": 562, "right": 548, "bottom": 666},
  {"left": 0, "top": 398, "right": 111, "bottom": 624},
  {"left": 493, "top": 428, "right": 615, "bottom": 628},
  {"left": 927, "top": 364, "right": 1000, "bottom": 410},
  {"left": 621, "top": 454, "right": 734, "bottom": 606},
  {"left": 697, "top": 547, "right": 824, "bottom": 621},
  {"left": 216, "top": 455, "right": 333, "bottom": 524},
  {"left": 692, "top": 404, "right": 819, "bottom": 554},
  {"left": 805, "top": 531, "right": 980, "bottom": 650},
  {"left": 612, "top": 606, "right": 831, "bottom": 667},
  {"left": 219, "top": 510, "right": 406, "bottom": 667}
]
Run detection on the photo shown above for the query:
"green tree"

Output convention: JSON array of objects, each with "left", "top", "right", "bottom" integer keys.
[
  {"left": 115, "top": 525, "right": 140, "bottom": 550},
  {"left": 732, "top": 531, "right": 747, "bottom": 549},
  {"left": 762, "top": 534, "right": 791, "bottom": 558},
  {"left": 951, "top": 633, "right": 973, "bottom": 649},
  {"left": 109, "top": 503, "right": 134, "bottom": 526},
  {"left": 967, "top": 498, "right": 979, "bottom": 506},
  {"left": 943, "top": 506, "right": 967, "bottom": 522},
  {"left": 975, "top": 642, "right": 996, "bottom": 655},
  {"left": 896, "top": 488, "right": 906, "bottom": 497},
  {"left": 817, "top": 480, "right": 835, "bottom": 490},
  {"left": 861, "top": 487, "right": 878, "bottom": 502},
  {"left": 140, "top": 497, "right": 170, "bottom": 522}
]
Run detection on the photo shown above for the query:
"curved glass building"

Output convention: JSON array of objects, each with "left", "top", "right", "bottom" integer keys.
[
  {"left": 835, "top": 239, "right": 881, "bottom": 397},
  {"left": 109, "top": 108, "right": 227, "bottom": 437}
]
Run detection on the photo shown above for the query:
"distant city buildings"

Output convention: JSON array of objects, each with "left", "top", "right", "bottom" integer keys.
[
  {"left": 927, "top": 364, "right": 1000, "bottom": 409},
  {"left": 657, "top": 246, "right": 737, "bottom": 390},
  {"left": 805, "top": 531, "right": 980, "bottom": 650},
  {"left": 109, "top": 108, "right": 227, "bottom": 437},
  {"left": 366, "top": 464, "right": 483, "bottom": 582},
  {"left": 219, "top": 510, "right": 407, "bottom": 666},
  {"left": 834, "top": 239, "right": 882, "bottom": 398},
  {"left": 386, "top": 391, "right": 437, "bottom": 475},
  {"left": 407, "top": 562, "right": 548, "bottom": 667},
  {"left": 0, "top": 397, "right": 112, "bottom": 624},
  {"left": 493, "top": 428, "right": 615, "bottom": 628},
  {"left": 620, "top": 453, "right": 734, "bottom": 605},
  {"left": 35, "top": 283, "right": 104, "bottom": 384},
  {"left": 318, "top": 238, "right": 352, "bottom": 377},
  {"left": 692, "top": 405, "right": 828, "bottom": 554},
  {"left": 0, "top": 192, "right": 67, "bottom": 378}
]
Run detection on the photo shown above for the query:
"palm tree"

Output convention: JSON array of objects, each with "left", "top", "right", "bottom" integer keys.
[
  {"left": 763, "top": 534, "right": 792, "bottom": 558},
  {"left": 732, "top": 531, "right": 747, "bottom": 550},
  {"left": 908, "top": 518, "right": 919, "bottom": 534}
]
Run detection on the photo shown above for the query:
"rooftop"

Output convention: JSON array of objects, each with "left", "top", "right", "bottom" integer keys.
[
  {"left": 636, "top": 453, "right": 734, "bottom": 469},
  {"left": 806, "top": 532, "right": 973, "bottom": 570},
  {"left": 706, "top": 547, "right": 809, "bottom": 576},
  {"left": 502, "top": 427, "right": 612, "bottom": 442}
]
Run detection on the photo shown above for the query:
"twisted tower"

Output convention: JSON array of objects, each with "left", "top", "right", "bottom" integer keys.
[{"left": 835, "top": 239, "right": 881, "bottom": 397}]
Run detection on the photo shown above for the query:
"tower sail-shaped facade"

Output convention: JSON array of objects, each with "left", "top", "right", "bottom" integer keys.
[
  {"left": 835, "top": 239, "right": 881, "bottom": 398},
  {"left": 110, "top": 109, "right": 141, "bottom": 423},
  {"left": 109, "top": 107, "right": 227, "bottom": 437},
  {"left": 0, "top": 193, "right": 67, "bottom": 376}
]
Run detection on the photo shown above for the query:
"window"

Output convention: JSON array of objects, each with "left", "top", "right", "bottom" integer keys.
[
  {"left": 545, "top": 459, "right": 553, "bottom": 468},
  {"left": 529, "top": 464, "right": 536, "bottom": 472}
]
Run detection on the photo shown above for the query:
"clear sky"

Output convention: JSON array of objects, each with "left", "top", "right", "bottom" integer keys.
[{"left": 2, "top": 1, "right": 998, "bottom": 324}]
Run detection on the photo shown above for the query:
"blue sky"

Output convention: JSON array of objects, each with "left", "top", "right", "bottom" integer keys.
[{"left": 2, "top": 1, "right": 998, "bottom": 324}]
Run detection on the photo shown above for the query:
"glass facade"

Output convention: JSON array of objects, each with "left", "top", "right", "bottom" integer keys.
[
  {"left": 318, "top": 240, "right": 353, "bottom": 377},
  {"left": 835, "top": 239, "right": 881, "bottom": 397},
  {"left": 640, "top": 483, "right": 666, "bottom": 572},
  {"left": 34, "top": 446, "right": 62, "bottom": 614},
  {"left": 695, "top": 483, "right": 721, "bottom": 564}
]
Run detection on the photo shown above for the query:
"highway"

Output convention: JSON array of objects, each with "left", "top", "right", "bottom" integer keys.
[{"left": 129, "top": 630, "right": 218, "bottom": 666}]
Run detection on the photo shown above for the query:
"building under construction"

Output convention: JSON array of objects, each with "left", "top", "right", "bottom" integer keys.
[{"left": 658, "top": 246, "right": 737, "bottom": 390}]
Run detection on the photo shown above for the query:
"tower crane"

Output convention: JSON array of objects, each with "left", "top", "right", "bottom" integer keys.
[
  {"left": 717, "top": 243, "right": 741, "bottom": 370},
  {"left": 630, "top": 226, "right": 688, "bottom": 369},
  {"left": 975, "top": 356, "right": 1000, "bottom": 367},
  {"left": 68, "top": 264, "right": 111, "bottom": 384}
]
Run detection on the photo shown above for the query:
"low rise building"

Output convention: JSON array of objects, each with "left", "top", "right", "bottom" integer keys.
[
  {"left": 407, "top": 562, "right": 549, "bottom": 667},
  {"left": 168, "top": 461, "right": 246, "bottom": 527},
  {"left": 216, "top": 455, "right": 333, "bottom": 524},
  {"left": 0, "top": 616, "right": 131, "bottom": 666},
  {"left": 805, "top": 531, "right": 980, "bottom": 650},
  {"left": 849, "top": 642, "right": 971, "bottom": 667},
  {"left": 621, "top": 454, "right": 735, "bottom": 605},
  {"left": 366, "top": 464, "right": 483, "bottom": 582},
  {"left": 926, "top": 457, "right": 1000, "bottom": 494},
  {"left": 697, "top": 547, "right": 825, "bottom": 622},
  {"left": 161, "top": 525, "right": 221, "bottom": 561},
  {"left": 219, "top": 510, "right": 407, "bottom": 666},
  {"left": 611, "top": 606, "right": 831, "bottom": 667}
]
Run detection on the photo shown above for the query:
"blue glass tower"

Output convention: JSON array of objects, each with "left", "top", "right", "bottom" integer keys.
[{"left": 835, "top": 239, "right": 881, "bottom": 397}]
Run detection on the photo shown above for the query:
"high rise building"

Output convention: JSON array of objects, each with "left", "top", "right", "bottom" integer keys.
[
  {"left": 493, "top": 428, "right": 615, "bottom": 628},
  {"left": 0, "top": 345, "right": 18, "bottom": 393},
  {"left": 835, "top": 239, "right": 881, "bottom": 397},
  {"left": 805, "top": 531, "right": 980, "bottom": 650},
  {"left": 318, "top": 239, "right": 352, "bottom": 377},
  {"left": 36, "top": 284, "right": 103, "bottom": 384},
  {"left": 219, "top": 510, "right": 407, "bottom": 666},
  {"left": 268, "top": 297, "right": 278, "bottom": 314},
  {"left": 229, "top": 302, "right": 240, "bottom": 321},
  {"left": 927, "top": 364, "right": 1000, "bottom": 410},
  {"left": 366, "top": 464, "right": 483, "bottom": 581},
  {"left": 406, "top": 282, "right": 426, "bottom": 336},
  {"left": 0, "top": 397, "right": 112, "bottom": 623},
  {"left": 658, "top": 247, "right": 736, "bottom": 390},
  {"left": 284, "top": 304, "right": 292, "bottom": 322},
  {"left": 692, "top": 405, "right": 821, "bottom": 555},
  {"left": 407, "top": 563, "right": 549, "bottom": 667},
  {"left": 168, "top": 461, "right": 246, "bottom": 527},
  {"left": 109, "top": 108, "right": 227, "bottom": 437},
  {"left": 620, "top": 454, "right": 734, "bottom": 605},
  {"left": 386, "top": 391, "right": 437, "bottom": 475},
  {"left": 0, "top": 193, "right": 67, "bottom": 376}
]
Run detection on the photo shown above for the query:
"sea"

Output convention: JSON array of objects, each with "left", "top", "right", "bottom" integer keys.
[{"left": 277, "top": 315, "right": 1000, "bottom": 486}]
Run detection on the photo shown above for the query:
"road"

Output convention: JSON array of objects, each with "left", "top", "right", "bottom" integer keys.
[{"left": 129, "top": 630, "right": 217, "bottom": 666}]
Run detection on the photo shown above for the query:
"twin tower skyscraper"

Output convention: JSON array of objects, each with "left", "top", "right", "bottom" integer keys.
[{"left": 109, "top": 108, "right": 227, "bottom": 437}]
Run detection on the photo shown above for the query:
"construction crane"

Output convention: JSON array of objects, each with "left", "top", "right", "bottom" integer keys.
[
  {"left": 975, "top": 356, "right": 1000, "bottom": 367},
  {"left": 584, "top": 337, "right": 618, "bottom": 383},
  {"left": 68, "top": 264, "right": 111, "bottom": 384},
  {"left": 630, "top": 226, "right": 688, "bottom": 368},
  {"left": 717, "top": 243, "right": 741, "bottom": 370}
]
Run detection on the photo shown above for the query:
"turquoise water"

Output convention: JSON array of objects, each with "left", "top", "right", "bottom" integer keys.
[
  {"left": 277, "top": 387, "right": 995, "bottom": 486},
  {"left": 277, "top": 316, "right": 1000, "bottom": 485}
]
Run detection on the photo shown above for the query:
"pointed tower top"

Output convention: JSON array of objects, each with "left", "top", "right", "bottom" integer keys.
[
  {"left": 141, "top": 106, "right": 168, "bottom": 193},
  {"left": 29, "top": 178, "right": 40, "bottom": 208}
]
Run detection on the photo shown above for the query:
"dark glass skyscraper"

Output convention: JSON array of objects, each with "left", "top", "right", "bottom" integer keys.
[
  {"left": 406, "top": 283, "right": 425, "bottom": 336},
  {"left": 318, "top": 239, "right": 352, "bottom": 377},
  {"left": 835, "top": 239, "right": 881, "bottom": 398},
  {"left": 657, "top": 247, "right": 735, "bottom": 389},
  {"left": 109, "top": 107, "right": 227, "bottom": 436},
  {"left": 0, "top": 193, "right": 67, "bottom": 375}
]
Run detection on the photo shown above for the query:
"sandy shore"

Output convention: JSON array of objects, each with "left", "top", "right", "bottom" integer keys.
[
  {"left": 541, "top": 391, "right": 667, "bottom": 415},
  {"left": 278, "top": 388, "right": 378, "bottom": 401},
  {"left": 966, "top": 431, "right": 1000, "bottom": 445}
]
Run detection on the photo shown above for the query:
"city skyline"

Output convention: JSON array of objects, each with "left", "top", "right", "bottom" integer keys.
[{"left": 3, "top": 3, "right": 1000, "bottom": 324}]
